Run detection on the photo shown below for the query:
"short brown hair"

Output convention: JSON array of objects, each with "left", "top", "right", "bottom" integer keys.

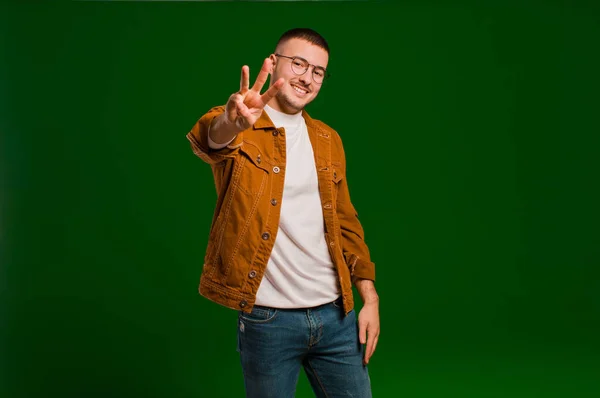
[{"left": 275, "top": 28, "right": 330, "bottom": 55}]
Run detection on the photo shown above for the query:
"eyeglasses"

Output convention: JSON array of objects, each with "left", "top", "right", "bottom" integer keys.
[{"left": 274, "top": 54, "right": 330, "bottom": 84}]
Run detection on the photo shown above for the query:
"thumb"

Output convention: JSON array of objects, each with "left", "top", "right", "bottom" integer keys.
[
  {"left": 226, "top": 93, "right": 241, "bottom": 118},
  {"left": 359, "top": 321, "right": 367, "bottom": 345}
]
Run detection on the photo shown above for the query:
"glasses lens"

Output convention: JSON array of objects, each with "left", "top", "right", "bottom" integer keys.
[
  {"left": 291, "top": 57, "right": 308, "bottom": 75},
  {"left": 289, "top": 57, "right": 327, "bottom": 84},
  {"left": 312, "top": 68, "right": 326, "bottom": 83}
]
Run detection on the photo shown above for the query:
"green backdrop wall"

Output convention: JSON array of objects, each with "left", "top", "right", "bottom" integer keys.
[{"left": 2, "top": 1, "right": 599, "bottom": 397}]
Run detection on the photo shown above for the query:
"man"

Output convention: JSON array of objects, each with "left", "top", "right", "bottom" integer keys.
[{"left": 186, "top": 28, "right": 380, "bottom": 398}]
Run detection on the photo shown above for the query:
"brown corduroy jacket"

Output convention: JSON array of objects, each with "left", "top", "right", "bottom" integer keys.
[{"left": 186, "top": 105, "right": 375, "bottom": 315}]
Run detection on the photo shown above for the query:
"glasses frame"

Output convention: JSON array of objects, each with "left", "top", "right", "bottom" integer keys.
[{"left": 274, "top": 53, "right": 330, "bottom": 84}]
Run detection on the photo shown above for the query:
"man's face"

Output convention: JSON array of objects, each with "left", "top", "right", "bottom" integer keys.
[{"left": 268, "top": 38, "right": 329, "bottom": 114}]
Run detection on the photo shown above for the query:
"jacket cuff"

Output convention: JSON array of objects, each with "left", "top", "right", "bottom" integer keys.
[
  {"left": 344, "top": 252, "right": 375, "bottom": 283},
  {"left": 187, "top": 106, "right": 243, "bottom": 165}
]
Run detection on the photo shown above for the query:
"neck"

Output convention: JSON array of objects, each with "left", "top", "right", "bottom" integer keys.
[
  {"left": 268, "top": 97, "right": 302, "bottom": 116},
  {"left": 264, "top": 104, "right": 304, "bottom": 130}
]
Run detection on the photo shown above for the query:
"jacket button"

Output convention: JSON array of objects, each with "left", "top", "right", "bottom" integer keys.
[
  {"left": 270, "top": 198, "right": 278, "bottom": 206},
  {"left": 248, "top": 270, "right": 257, "bottom": 278},
  {"left": 272, "top": 130, "right": 278, "bottom": 136},
  {"left": 240, "top": 300, "right": 248, "bottom": 308},
  {"left": 324, "top": 203, "right": 332, "bottom": 209},
  {"left": 273, "top": 166, "right": 281, "bottom": 173},
  {"left": 262, "top": 232, "right": 270, "bottom": 240}
]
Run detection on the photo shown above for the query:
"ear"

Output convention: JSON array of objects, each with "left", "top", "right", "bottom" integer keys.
[{"left": 268, "top": 54, "right": 277, "bottom": 73}]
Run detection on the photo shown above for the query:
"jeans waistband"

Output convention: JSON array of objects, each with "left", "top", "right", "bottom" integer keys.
[{"left": 254, "top": 296, "right": 342, "bottom": 311}]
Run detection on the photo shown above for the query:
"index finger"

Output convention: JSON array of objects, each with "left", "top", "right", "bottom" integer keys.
[{"left": 251, "top": 58, "right": 272, "bottom": 93}]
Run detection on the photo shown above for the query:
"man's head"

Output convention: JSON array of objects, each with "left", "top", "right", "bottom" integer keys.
[{"left": 268, "top": 28, "right": 330, "bottom": 114}]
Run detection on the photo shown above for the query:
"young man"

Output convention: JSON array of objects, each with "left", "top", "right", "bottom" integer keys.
[{"left": 187, "top": 28, "right": 380, "bottom": 398}]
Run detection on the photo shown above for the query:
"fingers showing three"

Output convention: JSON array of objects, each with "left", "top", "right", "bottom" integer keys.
[{"left": 236, "top": 57, "right": 283, "bottom": 118}]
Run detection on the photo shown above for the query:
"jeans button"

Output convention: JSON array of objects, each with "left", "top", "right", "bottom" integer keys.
[
  {"left": 262, "top": 232, "right": 270, "bottom": 240},
  {"left": 273, "top": 166, "right": 281, "bottom": 174},
  {"left": 248, "top": 270, "right": 257, "bottom": 278},
  {"left": 270, "top": 198, "right": 278, "bottom": 206}
]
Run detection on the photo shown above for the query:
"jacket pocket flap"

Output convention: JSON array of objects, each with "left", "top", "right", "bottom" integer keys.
[
  {"left": 240, "top": 141, "right": 270, "bottom": 173},
  {"left": 332, "top": 166, "right": 344, "bottom": 183}
]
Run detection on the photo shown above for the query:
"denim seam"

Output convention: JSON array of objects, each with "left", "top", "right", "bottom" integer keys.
[
  {"left": 200, "top": 277, "right": 249, "bottom": 300},
  {"left": 238, "top": 309, "right": 278, "bottom": 324},
  {"left": 206, "top": 156, "right": 238, "bottom": 279},
  {"left": 350, "top": 254, "right": 358, "bottom": 276},
  {"left": 307, "top": 311, "right": 315, "bottom": 348},
  {"left": 223, "top": 164, "right": 267, "bottom": 282},
  {"left": 314, "top": 310, "right": 323, "bottom": 347},
  {"left": 306, "top": 359, "right": 331, "bottom": 398}
]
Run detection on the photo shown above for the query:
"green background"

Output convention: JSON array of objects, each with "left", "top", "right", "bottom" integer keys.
[{"left": 2, "top": 1, "right": 599, "bottom": 397}]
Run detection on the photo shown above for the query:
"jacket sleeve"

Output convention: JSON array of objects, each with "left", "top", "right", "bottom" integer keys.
[
  {"left": 186, "top": 105, "right": 244, "bottom": 165},
  {"left": 333, "top": 133, "right": 376, "bottom": 284}
]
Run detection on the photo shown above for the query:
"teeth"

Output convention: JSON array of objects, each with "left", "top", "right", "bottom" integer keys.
[{"left": 293, "top": 85, "right": 307, "bottom": 94}]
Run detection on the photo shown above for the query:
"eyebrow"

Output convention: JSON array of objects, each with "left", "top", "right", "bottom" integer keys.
[{"left": 297, "top": 56, "right": 327, "bottom": 70}]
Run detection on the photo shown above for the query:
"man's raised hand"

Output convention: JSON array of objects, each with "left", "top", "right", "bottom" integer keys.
[{"left": 225, "top": 58, "right": 284, "bottom": 131}]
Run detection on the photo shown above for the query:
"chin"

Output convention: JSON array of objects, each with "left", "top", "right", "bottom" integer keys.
[{"left": 280, "top": 95, "right": 306, "bottom": 112}]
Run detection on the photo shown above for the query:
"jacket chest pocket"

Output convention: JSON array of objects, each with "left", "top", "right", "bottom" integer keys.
[
  {"left": 331, "top": 163, "right": 344, "bottom": 203},
  {"left": 235, "top": 143, "right": 270, "bottom": 196}
]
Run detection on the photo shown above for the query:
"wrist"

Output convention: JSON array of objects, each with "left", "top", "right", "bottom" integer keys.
[
  {"left": 211, "top": 114, "right": 240, "bottom": 143},
  {"left": 355, "top": 278, "right": 378, "bottom": 304},
  {"left": 362, "top": 294, "right": 379, "bottom": 305}
]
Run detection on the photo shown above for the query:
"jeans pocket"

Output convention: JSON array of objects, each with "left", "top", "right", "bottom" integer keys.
[
  {"left": 331, "top": 296, "right": 344, "bottom": 309},
  {"left": 238, "top": 305, "right": 278, "bottom": 324}
]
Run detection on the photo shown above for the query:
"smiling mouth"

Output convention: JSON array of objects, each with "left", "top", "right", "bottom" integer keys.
[{"left": 291, "top": 84, "right": 309, "bottom": 95}]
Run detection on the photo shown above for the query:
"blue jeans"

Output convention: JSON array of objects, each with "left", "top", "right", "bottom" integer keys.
[{"left": 236, "top": 296, "right": 372, "bottom": 398}]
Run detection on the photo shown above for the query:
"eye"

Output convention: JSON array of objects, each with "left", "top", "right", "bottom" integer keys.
[
  {"left": 293, "top": 60, "right": 305, "bottom": 67},
  {"left": 314, "top": 69, "right": 325, "bottom": 77}
]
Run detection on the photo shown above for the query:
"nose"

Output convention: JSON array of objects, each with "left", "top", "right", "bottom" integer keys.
[{"left": 298, "top": 73, "right": 311, "bottom": 86}]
